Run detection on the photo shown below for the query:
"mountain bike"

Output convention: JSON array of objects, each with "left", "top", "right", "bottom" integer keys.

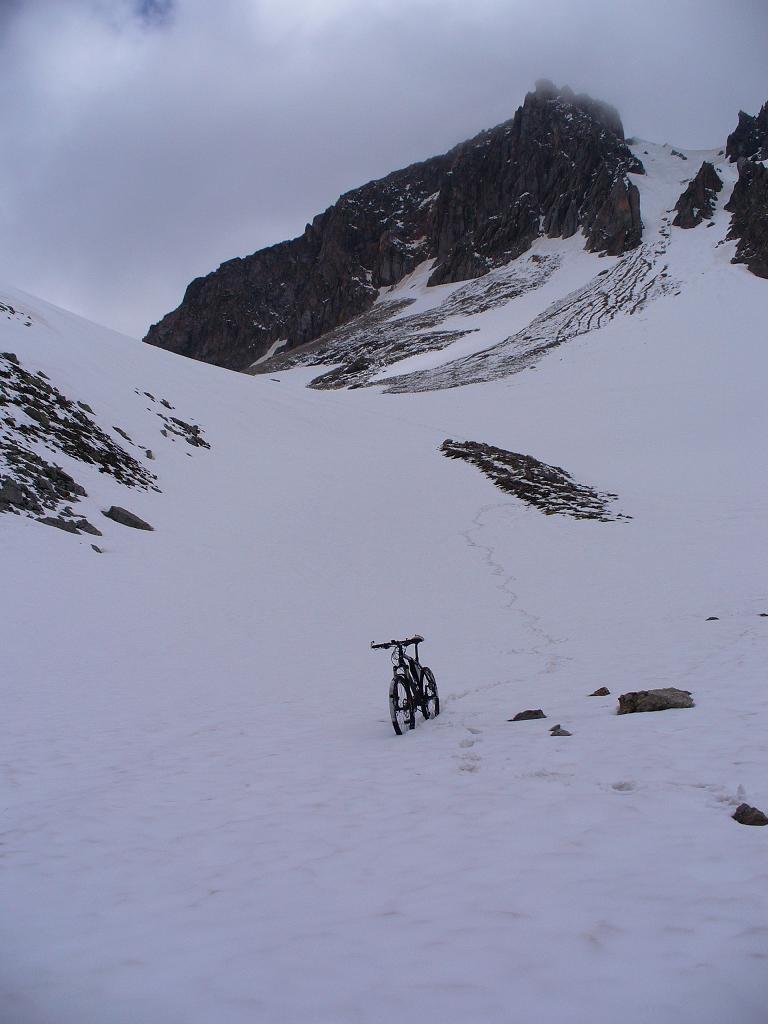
[{"left": 370, "top": 634, "right": 440, "bottom": 735}]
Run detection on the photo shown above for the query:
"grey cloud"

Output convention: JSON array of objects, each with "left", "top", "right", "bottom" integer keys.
[{"left": 0, "top": 0, "right": 765, "bottom": 338}]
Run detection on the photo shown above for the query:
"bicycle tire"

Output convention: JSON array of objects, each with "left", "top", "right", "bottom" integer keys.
[
  {"left": 422, "top": 666, "right": 440, "bottom": 719},
  {"left": 389, "top": 674, "right": 415, "bottom": 735}
]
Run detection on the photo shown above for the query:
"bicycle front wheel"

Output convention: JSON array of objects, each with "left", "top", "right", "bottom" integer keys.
[
  {"left": 422, "top": 667, "right": 440, "bottom": 719},
  {"left": 389, "top": 674, "right": 415, "bottom": 735}
]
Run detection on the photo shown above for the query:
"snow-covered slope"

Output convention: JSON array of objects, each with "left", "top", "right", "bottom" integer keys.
[{"left": 2, "top": 143, "right": 767, "bottom": 1024}]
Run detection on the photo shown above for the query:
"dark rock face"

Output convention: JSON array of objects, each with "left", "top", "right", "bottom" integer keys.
[
  {"left": 145, "top": 83, "right": 643, "bottom": 371},
  {"left": 725, "top": 159, "right": 768, "bottom": 279},
  {"left": 426, "top": 82, "right": 642, "bottom": 288},
  {"left": 726, "top": 104, "right": 768, "bottom": 162},
  {"left": 673, "top": 162, "right": 723, "bottom": 228},
  {"left": 617, "top": 688, "right": 694, "bottom": 714},
  {"left": 102, "top": 506, "right": 154, "bottom": 531}
]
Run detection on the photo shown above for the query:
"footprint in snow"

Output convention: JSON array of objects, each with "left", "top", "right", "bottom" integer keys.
[{"left": 457, "top": 753, "right": 481, "bottom": 773}]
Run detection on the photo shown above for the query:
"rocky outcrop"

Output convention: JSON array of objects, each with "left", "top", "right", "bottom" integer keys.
[
  {"left": 1, "top": 350, "right": 162, "bottom": 536},
  {"left": 440, "top": 439, "right": 628, "bottom": 521},
  {"left": 726, "top": 103, "right": 768, "bottom": 162},
  {"left": 725, "top": 158, "right": 768, "bottom": 279},
  {"left": 673, "top": 162, "right": 723, "bottom": 228},
  {"left": 145, "top": 82, "right": 643, "bottom": 371}
]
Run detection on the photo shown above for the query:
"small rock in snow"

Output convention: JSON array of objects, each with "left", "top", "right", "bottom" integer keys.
[
  {"left": 590, "top": 686, "right": 611, "bottom": 696},
  {"left": 509, "top": 709, "right": 546, "bottom": 721},
  {"left": 732, "top": 803, "right": 768, "bottom": 826},
  {"left": 550, "top": 724, "right": 572, "bottom": 736},
  {"left": 706, "top": 616, "right": 719, "bottom": 621}
]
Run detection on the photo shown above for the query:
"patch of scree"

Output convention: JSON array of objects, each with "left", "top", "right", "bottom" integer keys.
[
  {"left": 383, "top": 234, "right": 678, "bottom": 393},
  {"left": 252, "top": 253, "right": 559, "bottom": 390},
  {"left": 0, "top": 352, "right": 158, "bottom": 535},
  {"left": 134, "top": 388, "right": 210, "bottom": 448},
  {"left": 440, "top": 439, "right": 628, "bottom": 521}
]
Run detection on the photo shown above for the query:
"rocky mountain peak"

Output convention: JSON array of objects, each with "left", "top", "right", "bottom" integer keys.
[
  {"left": 144, "top": 85, "right": 643, "bottom": 371},
  {"left": 726, "top": 102, "right": 768, "bottom": 162},
  {"left": 530, "top": 79, "right": 626, "bottom": 138}
]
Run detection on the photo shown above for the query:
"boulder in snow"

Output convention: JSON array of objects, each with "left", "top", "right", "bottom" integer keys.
[
  {"left": 617, "top": 688, "right": 694, "bottom": 714},
  {"left": 732, "top": 803, "right": 768, "bottom": 826},
  {"left": 102, "top": 506, "right": 154, "bottom": 531},
  {"left": 509, "top": 709, "right": 546, "bottom": 722}
]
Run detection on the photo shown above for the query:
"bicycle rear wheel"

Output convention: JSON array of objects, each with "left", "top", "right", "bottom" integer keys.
[
  {"left": 389, "top": 674, "right": 415, "bottom": 735},
  {"left": 422, "top": 667, "right": 440, "bottom": 719}
]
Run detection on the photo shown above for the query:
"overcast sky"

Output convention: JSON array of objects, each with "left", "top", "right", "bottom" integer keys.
[{"left": 1, "top": 0, "right": 766, "bottom": 338}]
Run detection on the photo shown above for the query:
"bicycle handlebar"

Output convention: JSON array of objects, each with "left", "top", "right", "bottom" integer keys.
[{"left": 371, "top": 634, "right": 424, "bottom": 651}]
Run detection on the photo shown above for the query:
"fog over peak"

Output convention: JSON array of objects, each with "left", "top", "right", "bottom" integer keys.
[{"left": 1, "top": 0, "right": 765, "bottom": 338}]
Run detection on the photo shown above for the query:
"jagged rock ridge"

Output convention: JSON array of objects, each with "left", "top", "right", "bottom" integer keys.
[
  {"left": 726, "top": 103, "right": 768, "bottom": 163},
  {"left": 673, "top": 162, "right": 723, "bottom": 228},
  {"left": 724, "top": 100, "right": 768, "bottom": 280},
  {"left": 144, "top": 82, "right": 643, "bottom": 371}
]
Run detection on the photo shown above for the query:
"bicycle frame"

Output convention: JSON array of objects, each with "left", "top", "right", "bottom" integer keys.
[{"left": 392, "top": 644, "right": 429, "bottom": 713}]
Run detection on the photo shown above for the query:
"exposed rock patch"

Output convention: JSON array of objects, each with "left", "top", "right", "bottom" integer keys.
[
  {"left": 440, "top": 440, "right": 627, "bottom": 521},
  {"left": 160, "top": 414, "right": 210, "bottom": 448},
  {"left": 1, "top": 353, "right": 158, "bottom": 490},
  {"left": 590, "top": 687, "right": 611, "bottom": 696},
  {"left": 1, "top": 352, "right": 159, "bottom": 535},
  {"left": 0, "top": 303, "right": 33, "bottom": 328},
  {"left": 673, "top": 162, "right": 723, "bottom": 228},
  {"left": 617, "top": 688, "right": 694, "bottom": 714},
  {"left": 509, "top": 709, "right": 547, "bottom": 721}
]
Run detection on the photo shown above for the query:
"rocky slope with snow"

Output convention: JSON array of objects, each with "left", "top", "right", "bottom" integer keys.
[{"left": 144, "top": 82, "right": 643, "bottom": 370}]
